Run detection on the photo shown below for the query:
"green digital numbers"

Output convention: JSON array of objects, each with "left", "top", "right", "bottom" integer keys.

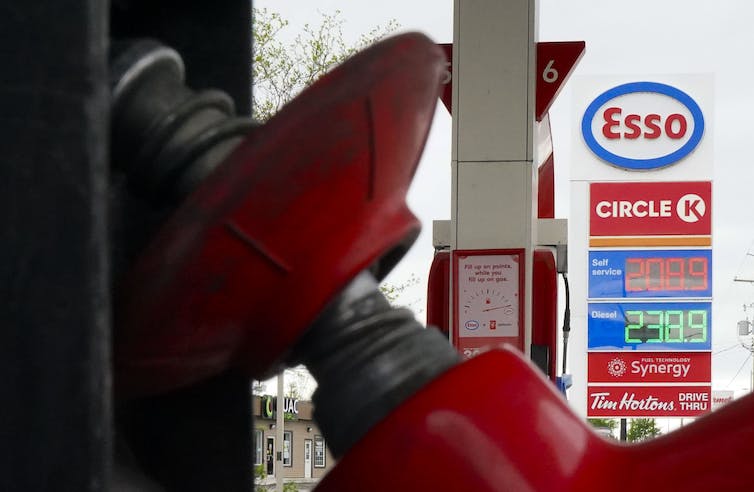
[{"left": 625, "top": 309, "right": 707, "bottom": 343}]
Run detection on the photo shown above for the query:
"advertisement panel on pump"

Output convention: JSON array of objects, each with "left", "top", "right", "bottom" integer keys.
[{"left": 451, "top": 249, "right": 525, "bottom": 360}]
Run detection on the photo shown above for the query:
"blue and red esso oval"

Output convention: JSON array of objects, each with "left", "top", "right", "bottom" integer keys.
[{"left": 581, "top": 82, "right": 705, "bottom": 171}]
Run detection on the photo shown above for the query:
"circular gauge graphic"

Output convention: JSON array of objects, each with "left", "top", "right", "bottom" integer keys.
[
  {"left": 460, "top": 287, "right": 517, "bottom": 336},
  {"left": 462, "top": 288, "right": 515, "bottom": 317}
]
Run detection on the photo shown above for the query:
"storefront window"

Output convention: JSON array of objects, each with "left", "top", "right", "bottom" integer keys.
[
  {"left": 283, "top": 431, "right": 292, "bottom": 467},
  {"left": 254, "top": 429, "right": 263, "bottom": 466},
  {"left": 314, "top": 435, "right": 325, "bottom": 468}
]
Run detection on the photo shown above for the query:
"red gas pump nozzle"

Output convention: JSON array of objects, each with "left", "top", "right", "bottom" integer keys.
[{"left": 110, "top": 32, "right": 446, "bottom": 398}]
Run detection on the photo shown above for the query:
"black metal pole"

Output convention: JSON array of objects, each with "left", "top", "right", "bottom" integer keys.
[
  {"left": 620, "top": 418, "right": 628, "bottom": 441},
  {"left": 0, "top": 2, "right": 112, "bottom": 490},
  {"left": 109, "top": 2, "right": 253, "bottom": 490}
]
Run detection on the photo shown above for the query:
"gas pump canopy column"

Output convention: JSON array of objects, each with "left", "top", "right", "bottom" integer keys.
[{"left": 450, "top": 0, "right": 537, "bottom": 357}]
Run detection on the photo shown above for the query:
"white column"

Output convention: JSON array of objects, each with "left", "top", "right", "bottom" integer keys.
[
  {"left": 276, "top": 373, "right": 284, "bottom": 492},
  {"left": 451, "top": 0, "right": 538, "bottom": 353}
]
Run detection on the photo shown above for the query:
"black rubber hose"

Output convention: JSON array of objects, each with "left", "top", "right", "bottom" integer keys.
[{"left": 289, "top": 271, "right": 459, "bottom": 457}]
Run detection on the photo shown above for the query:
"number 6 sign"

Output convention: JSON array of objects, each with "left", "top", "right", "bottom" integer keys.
[{"left": 535, "top": 41, "right": 585, "bottom": 121}]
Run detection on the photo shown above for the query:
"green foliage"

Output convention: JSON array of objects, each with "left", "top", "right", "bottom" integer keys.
[
  {"left": 627, "top": 418, "right": 661, "bottom": 442},
  {"left": 587, "top": 418, "right": 618, "bottom": 439},
  {"left": 252, "top": 8, "right": 398, "bottom": 121},
  {"left": 253, "top": 461, "right": 299, "bottom": 492},
  {"left": 379, "top": 274, "right": 420, "bottom": 305},
  {"left": 587, "top": 418, "right": 618, "bottom": 431},
  {"left": 254, "top": 464, "right": 267, "bottom": 491}
]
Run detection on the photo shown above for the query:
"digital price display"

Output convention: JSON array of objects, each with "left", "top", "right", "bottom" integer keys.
[
  {"left": 588, "top": 301, "right": 711, "bottom": 351},
  {"left": 624, "top": 309, "right": 707, "bottom": 343},
  {"left": 589, "top": 249, "right": 712, "bottom": 299}
]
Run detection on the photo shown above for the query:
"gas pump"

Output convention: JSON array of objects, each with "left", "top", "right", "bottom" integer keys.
[
  {"left": 427, "top": 13, "right": 579, "bottom": 387},
  {"left": 427, "top": 128, "right": 567, "bottom": 383}
]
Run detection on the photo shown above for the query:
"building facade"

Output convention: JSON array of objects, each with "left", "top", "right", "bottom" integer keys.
[{"left": 252, "top": 395, "right": 335, "bottom": 485}]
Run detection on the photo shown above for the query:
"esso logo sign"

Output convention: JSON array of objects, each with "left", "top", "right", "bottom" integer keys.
[{"left": 581, "top": 82, "right": 704, "bottom": 170}]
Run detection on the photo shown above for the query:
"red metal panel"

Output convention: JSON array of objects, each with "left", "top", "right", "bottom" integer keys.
[
  {"left": 426, "top": 251, "right": 450, "bottom": 336},
  {"left": 535, "top": 41, "right": 585, "bottom": 122},
  {"left": 532, "top": 249, "right": 557, "bottom": 381},
  {"left": 537, "top": 153, "right": 555, "bottom": 219},
  {"left": 438, "top": 43, "right": 452, "bottom": 114}
]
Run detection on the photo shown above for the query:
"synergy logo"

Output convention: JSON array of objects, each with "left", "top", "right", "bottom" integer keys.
[
  {"left": 607, "top": 358, "right": 627, "bottom": 377},
  {"left": 602, "top": 356, "right": 692, "bottom": 379},
  {"left": 581, "top": 82, "right": 704, "bottom": 170}
]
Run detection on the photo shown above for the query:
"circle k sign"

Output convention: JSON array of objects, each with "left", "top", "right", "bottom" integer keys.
[
  {"left": 594, "top": 191, "right": 706, "bottom": 224},
  {"left": 590, "top": 181, "right": 711, "bottom": 240},
  {"left": 581, "top": 81, "right": 705, "bottom": 171}
]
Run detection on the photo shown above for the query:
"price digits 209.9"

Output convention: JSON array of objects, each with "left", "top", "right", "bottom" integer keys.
[
  {"left": 625, "top": 256, "right": 708, "bottom": 292},
  {"left": 624, "top": 309, "right": 707, "bottom": 343}
]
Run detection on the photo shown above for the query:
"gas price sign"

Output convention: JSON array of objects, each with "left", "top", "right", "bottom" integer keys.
[
  {"left": 589, "top": 249, "right": 712, "bottom": 299},
  {"left": 588, "top": 301, "right": 711, "bottom": 351}
]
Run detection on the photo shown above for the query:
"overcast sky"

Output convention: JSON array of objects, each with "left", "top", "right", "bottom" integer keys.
[{"left": 254, "top": 1, "right": 754, "bottom": 410}]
